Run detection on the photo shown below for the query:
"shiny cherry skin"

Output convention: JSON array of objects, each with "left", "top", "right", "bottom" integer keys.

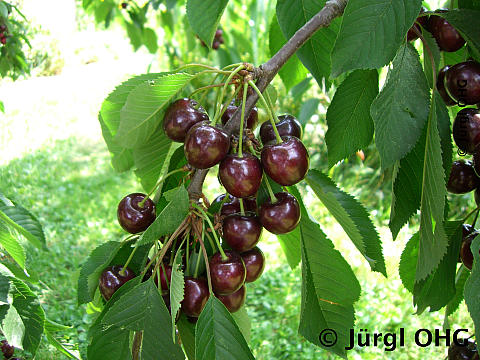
[
  {"left": 184, "top": 122, "right": 230, "bottom": 169},
  {"left": 213, "top": 194, "right": 257, "bottom": 216},
  {"left": 219, "top": 153, "right": 262, "bottom": 198},
  {"left": 261, "top": 136, "right": 309, "bottom": 186},
  {"left": 117, "top": 193, "right": 156, "bottom": 234},
  {"left": 452, "top": 108, "right": 480, "bottom": 154},
  {"left": 223, "top": 213, "right": 262, "bottom": 253},
  {"left": 446, "top": 160, "right": 480, "bottom": 194},
  {"left": 460, "top": 231, "right": 480, "bottom": 270},
  {"left": 259, "top": 115, "right": 302, "bottom": 144},
  {"left": 241, "top": 246, "right": 265, "bottom": 283},
  {"left": 437, "top": 66, "right": 457, "bottom": 106},
  {"left": 163, "top": 98, "right": 209, "bottom": 142},
  {"left": 209, "top": 250, "right": 246, "bottom": 295},
  {"left": 406, "top": 7, "right": 428, "bottom": 42},
  {"left": 1, "top": 340, "right": 14, "bottom": 359},
  {"left": 445, "top": 61, "right": 480, "bottom": 106},
  {"left": 259, "top": 192, "right": 300, "bottom": 234},
  {"left": 99, "top": 265, "right": 136, "bottom": 301},
  {"left": 221, "top": 104, "right": 258, "bottom": 130},
  {"left": 181, "top": 277, "right": 209, "bottom": 317},
  {"left": 427, "top": 14, "right": 465, "bottom": 52},
  {"left": 216, "top": 285, "right": 246, "bottom": 313}
]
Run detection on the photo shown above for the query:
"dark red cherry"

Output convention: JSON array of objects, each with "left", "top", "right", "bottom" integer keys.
[
  {"left": 452, "top": 108, "right": 480, "bottom": 154},
  {"left": 209, "top": 250, "right": 246, "bottom": 295},
  {"left": 163, "top": 98, "right": 209, "bottom": 142},
  {"left": 99, "top": 265, "right": 136, "bottom": 301},
  {"left": 445, "top": 61, "right": 480, "bottom": 106},
  {"left": 406, "top": 7, "right": 428, "bottom": 42},
  {"left": 117, "top": 193, "right": 156, "bottom": 234},
  {"left": 215, "top": 29, "right": 223, "bottom": 37},
  {"left": 121, "top": 2, "right": 128, "bottom": 9},
  {"left": 181, "top": 277, "right": 209, "bottom": 317},
  {"left": 460, "top": 231, "right": 480, "bottom": 270},
  {"left": 241, "top": 247, "right": 265, "bottom": 283},
  {"left": 447, "top": 160, "right": 480, "bottom": 194},
  {"left": 0, "top": 37, "right": 6, "bottom": 45},
  {"left": 0, "top": 25, "right": 6, "bottom": 33},
  {"left": 223, "top": 213, "right": 262, "bottom": 253},
  {"left": 261, "top": 137, "right": 309, "bottom": 186},
  {"left": 427, "top": 14, "right": 465, "bottom": 52},
  {"left": 437, "top": 66, "right": 457, "bottom": 106},
  {"left": 216, "top": 285, "right": 246, "bottom": 313},
  {"left": 259, "top": 115, "right": 302, "bottom": 144},
  {"left": 212, "top": 41, "right": 220, "bottom": 50},
  {"left": 1, "top": 340, "right": 14, "bottom": 359},
  {"left": 259, "top": 192, "right": 300, "bottom": 234},
  {"left": 217, "top": 195, "right": 257, "bottom": 216},
  {"left": 154, "top": 264, "right": 172, "bottom": 294},
  {"left": 184, "top": 122, "right": 230, "bottom": 169},
  {"left": 219, "top": 153, "right": 262, "bottom": 198},
  {"left": 221, "top": 105, "right": 258, "bottom": 130}
]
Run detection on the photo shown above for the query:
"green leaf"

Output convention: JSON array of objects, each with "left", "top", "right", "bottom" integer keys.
[
  {"left": 99, "top": 113, "right": 134, "bottom": 172},
  {"left": 143, "top": 27, "right": 158, "bottom": 54},
  {"left": 441, "top": 10, "right": 480, "bottom": 59},
  {"left": 464, "top": 234, "right": 480, "bottom": 342},
  {"left": 170, "top": 250, "right": 184, "bottom": 342},
  {"left": 416, "top": 93, "right": 449, "bottom": 282},
  {"left": 399, "top": 232, "right": 418, "bottom": 293},
  {"left": 1, "top": 305, "right": 24, "bottom": 349},
  {"left": 0, "top": 205, "right": 46, "bottom": 250},
  {"left": 325, "top": 69, "right": 378, "bottom": 167},
  {"left": 87, "top": 324, "right": 131, "bottom": 360},
  {"left": 77, "top": 241, "right": 124, "bottom": 305},
  {"left": 269, "top": 14, "right": 308, "bottom": 91},
  {"left": 186, "top": 0, "right": 229, "bottom": 49},
  {"left": 195, "top": 296, "right": 254, "bottom": 360},
  {"left": 445, "top": 266, "right": 470, "bottom": 317},
  {"left": 0, "top": 272, "right": 10, "bottom": 305},
  {"left": 115, "top": 72, "right": 194, "bottom": 148},
  {"left": 458, "top": 0, "right": 480, "bottom": 10},
  {"left": 137, "top": 186, "right": 189, "bottom": 246},
  {"left": 298, "top": 207, "right": 360, "bottom": 358},
  {"left": 0, "top": 226, "right": 25, "bottom": 268},
  {"left": 0, "top": 3, "right": 8, "bottom": 18},
  {"left": 331, "top": 0, "right": 422, "bottom": 77},
  {"left": 422, "top": 29, "right": 441, "bottom": 89},
  {"left": 276, "top": 0, "right": 339, "bottom": 88},
  {"left": 102, "top": 280, "right": 184, "bottom": 360},
  {"left": 133, "top": 127, "right": 174, "bottom": 192},
  {"left": 298, "top": 98, "right": 319, "bottom": 128},
  {"left": 277, "top": 227, "right": 301, "bottom": 270},
  {"left": 370, "top": 44, "right": 430, "bottom": 168},
  {"left": 177, "top": 314, "right": 196, "bottom": 360},
  {"left": 231, "top": 306, "right": 251, "bottom": 343},
  {"left": 306, "top": 170, "right": 386, "bottom": 276},
  {"left": 0, "top": 100, "right": 4, "bottom": 113},
  {"left": 414, "top": 221, "right": 463, "bottom": 313},
  {"left": 44, "top": 329, "right": 80, "bottom": 359}
]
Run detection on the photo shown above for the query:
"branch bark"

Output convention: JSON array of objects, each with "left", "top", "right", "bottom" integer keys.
[{"left": 187, "top": 0, "right": 348, "bottom": 199}]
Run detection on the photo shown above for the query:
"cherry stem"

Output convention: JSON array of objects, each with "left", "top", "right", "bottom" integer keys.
[
  {"left": 197, "top": 230, "right": 213, "bottom": 294},
  {"left": 139, "top": 168, "right": 187, "bottom": 207},
  {"left": 248, "top": 80, "right": 282, "bottom": 143},
  {"left": 160, "top": 262, "right": 169, "bottom": 292},
  {"left": 216, "top": 84, "right": 242, "bottom": 125},
  {"left": 185, "top": 234, "right": 190, "bottom": 274},
  {"left": 472, "top": 208, "right": 480, "bottom": 227},
  {"left": 463, "top": 206, "right": 480, "bottom": 223},
  {"left": 193, "top": 228, "right": 204, "bottom": 278},
  {"left": 189, "top": 82, "right": 235, "bottom": 98},
  {"left": 213, "top": 65, "right": 245, "bottom": 125},
  {"left": 263, "top": 175, "right": 278, "bottom": 203},
  {"left": 222, "top": 63, "right": 244, "bottom": 70},
  {"left": 175, "top": 63, "right": 231, "bottom": 75},
  {"left": 238, "top": 82, "right": 249, "bottom": 158},
  {"left": 120, "top": 245, "right": 138, "bottom": 276},
  {"left": 168, "top": 236, "right": 178, "bottom": 266},
  {"left": 239, "top": 198, "right": 245, "bottom": 216},
  {"left": 265, "top": 90, "right": 280, "bottom": 124},
  {"left": 204, "top": 230, "right": 216, "bottom": 252},
  {"left": 192, "top": 203, "right": 227, "bottom": 260}
]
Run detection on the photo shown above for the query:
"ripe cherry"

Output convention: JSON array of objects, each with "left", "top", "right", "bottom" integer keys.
[
  {"left": 437, "top": 66, "right": 457, "bottom": 106},
  {"left": 452, "top": 108, "right": 480, "bottom": 154},
  {"left": 446, "top": 160, "right": 480, "bottom": 194},
  {"left": 460, "top": 231, "right": 480, "bottom": 270},
  {"left": 0, "top": 25, "right": 6, "bottom": 32},
  {"left": 223, "top": 213, "right": 262, "bottom": 253},
  {"left": 241, "top": 246, "right": 265, "bottom": 283},
  {"left": 259, "top": 192, "right": 300, "bottom": 234},
  {"left": 427, "top": 14, "right": 465, "bottom": 52},
  {"left": 209, "top": 250, "right": 246, "bottom": 295},
  {"left": 259, "top": 115, "right": 302, "bottom": 144},
  {"left": 218, "top": 153, "right": 262, "bottom": 198},
  {"left": 261, "top": 137, "right": 309, "bottom": 186},
  {"left": 163, "top": 98, "right": 209, "bottom": 142},
  {"left": 1, "top": 340, "right": 14, "bottom": 359},
  {"left": 214, "top": 194, "right": 257, "bottom": 216},
  {"left": 221, "top": 104, "right": 258, "bottom": 130},
  {"left": 181, "top": 277, "right": 209, "bottom": 317},
  {"left": 117, "top": 193, "right": 156, "bottom": 234},
  {"left": 216, "top": 285, "right": 246, "bottom": 313},
  {"left": 0, "top": 37, "right": 6, "bottom": 45},
  {"left": 445, "top": 61, "right": 480, "bottom": 106},
  {"left": 406, "top": 7, "right": 428, "bottom": 42},
  {"left": 99, "top": 265, "right": 136, "bottom": 301},
  {"left": 184, "top": 122, "right": 230, "bottom": 169}
]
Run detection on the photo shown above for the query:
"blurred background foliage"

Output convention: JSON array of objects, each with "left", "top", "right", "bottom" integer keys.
[{"left": 0, "top": 0, "right": 476, "bottom": 358}]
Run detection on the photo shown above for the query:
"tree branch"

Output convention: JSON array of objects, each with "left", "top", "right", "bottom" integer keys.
[{"left": 187, "top": 0, "right": 348, "bottom": 199}]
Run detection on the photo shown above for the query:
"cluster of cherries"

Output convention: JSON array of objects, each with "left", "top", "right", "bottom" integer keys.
[
  {"left": 98, "top": 90, "right": 309, "bottom": 320},
  {"left": 448, "top": 337, "right": 479, "bottom": 360},
  {"left": 199, "top": 29, "right": 225, "bottom": 50},
  {"left": 0, "top": 24, "right": 8, "bottom": 46},
  {"left": 0, "top": 340, "right": 20, "bottom": 360}
]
